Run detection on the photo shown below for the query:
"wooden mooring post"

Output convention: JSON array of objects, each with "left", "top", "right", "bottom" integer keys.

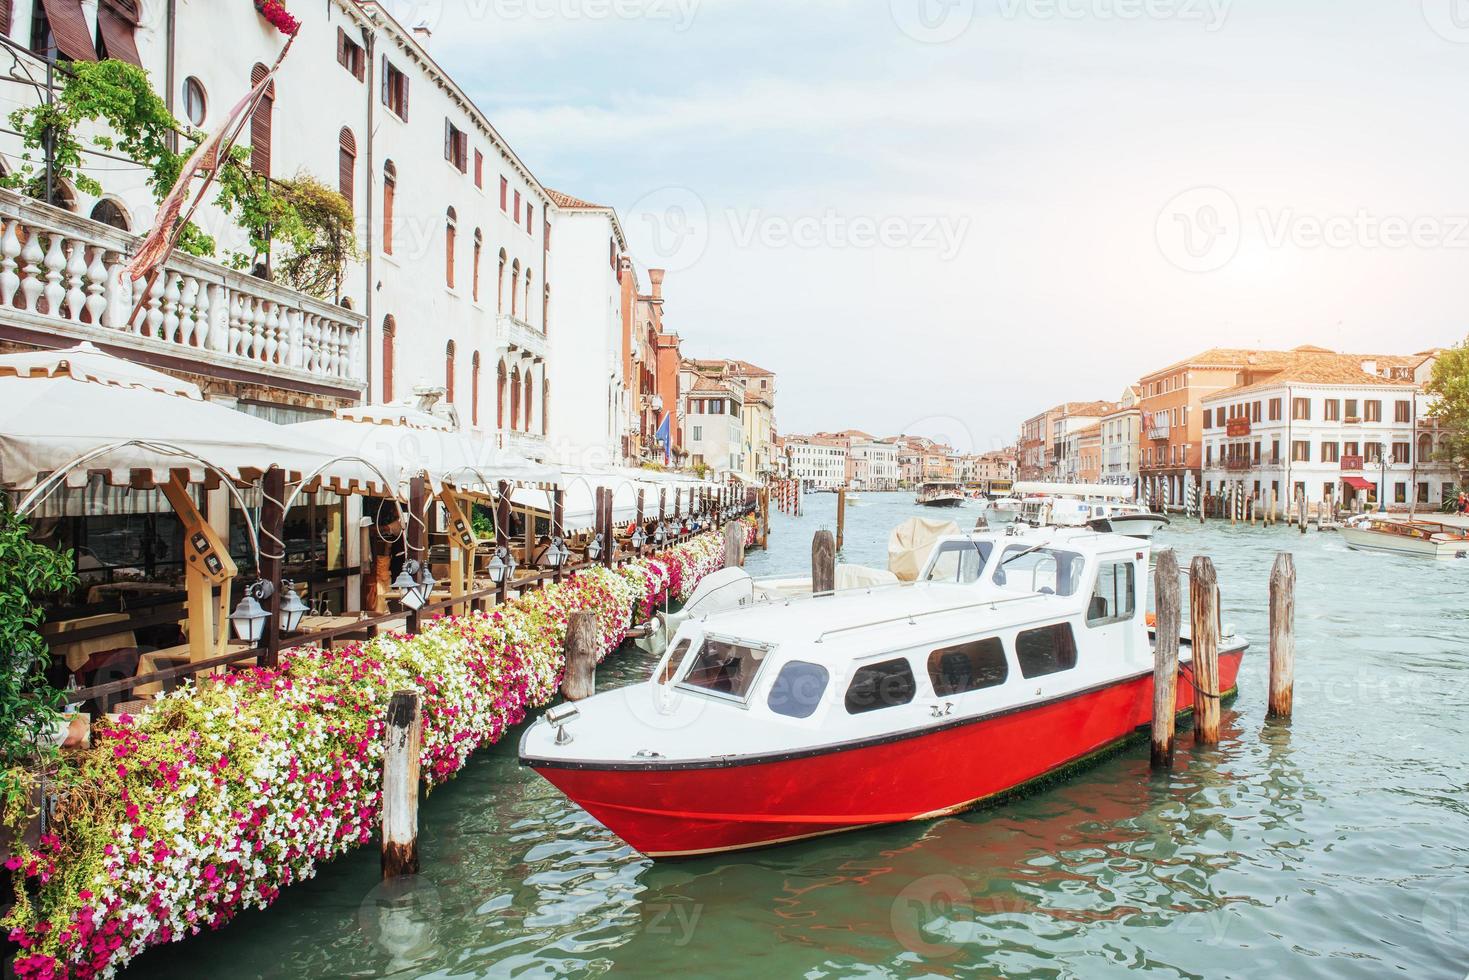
[
  {"left": 382, "top": 690, "right": 422, "bottom": 879},
  {"left": 723, "top": 519, "right": 745, "bottom": 568},
  {"left": 1152, "top": 547, "right": 1181, "bottom": 770},
  {"left": 1268, "top": 552, "right": 1296, "bottom": 720},
  {"left": 812, "top": 530, "right": 835, "bottom": 595},
  {"left": 1297, "top": 490, "right": 1307, "bottom": 535},
  {"left": 1189, "top": 556, "right": 1221, "bottom": 746},
  {"left": 836, "top": 487, "right": 846, "bottom": 552},
  {"left": 561, "top": 610, "right": 598, "bottom": 701}
]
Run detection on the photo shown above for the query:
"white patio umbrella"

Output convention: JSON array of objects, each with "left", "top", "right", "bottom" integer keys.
[
  {"left": 289, "top": 405, "right": 561, "bottom": 495},
  {"left": 0, "top": 344, "right": 391, "bottom": 503}
]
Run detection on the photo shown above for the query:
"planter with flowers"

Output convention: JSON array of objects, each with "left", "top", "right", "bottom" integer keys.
[
  {"left": 254, "top": 0, "right": 300, "bottom": 35},
  {"left": 2, "top": 531, "right": 732, "bottom": 979}
]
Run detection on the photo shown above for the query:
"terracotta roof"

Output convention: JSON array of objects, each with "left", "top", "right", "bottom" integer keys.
[
  {"left": 1060, "top": 400, "right": 1117, "bottom": 417},
  {"left": 1206, "top": 354, "right": 1418, "bottom": 399},
  {"left": 689, "top": 376, "right": 734, "bottom": 394},
  {"left": 545, "top": 188, "right": 610, "bottom": 211},
  {"left": 1142, "top": 347, "right": 1298, "bottom": 378}
]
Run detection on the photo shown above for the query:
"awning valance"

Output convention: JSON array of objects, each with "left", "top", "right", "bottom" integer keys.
[{"left": 1343, "top": 476, "right": 1375, "bottom": 491}]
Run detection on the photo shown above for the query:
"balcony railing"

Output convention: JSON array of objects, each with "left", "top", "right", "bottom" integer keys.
[
  {"left": 496, "top": 313, "right": 547, "bottom": 360},
  {"left": 0, "top": 189, "right": 366, "bottom": 390},
  {"left": 1147, "top": 424, "right": 1170, "bottom": 440},
  {"left": 497, "top": 429, "right": 548, "bottom": 459}
]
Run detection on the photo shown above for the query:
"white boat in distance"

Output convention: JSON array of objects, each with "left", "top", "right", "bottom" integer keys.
[
  {"left": 916, "top": 481, "right": 966, "bottom": 508},
  {"left": 521, "top": 524, "right": 1248, "bottom": 857},
  {"left": 983, "top": 495, "right": 1023, "bottom": 527},
  {"left": 1013, "top": 482, "right": 1169, "bottom": 540},
  {"left": 1341, "top": 515, "right": 1469, "bottom": 560}
]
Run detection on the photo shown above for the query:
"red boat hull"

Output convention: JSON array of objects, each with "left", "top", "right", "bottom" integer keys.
[{"left": 528, "top": 648, "right": 1245, "bottom": 858}]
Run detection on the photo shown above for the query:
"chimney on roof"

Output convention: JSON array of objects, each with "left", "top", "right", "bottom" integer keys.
[
  {"left": 413, "top": 22, "right": 432, "bottom": 48},
  {"left": 649, "top": 268, "right": 665, "bottom": 301},
  {"left": 1360, "top": 359, "right": 1378, "bottom": 376}
]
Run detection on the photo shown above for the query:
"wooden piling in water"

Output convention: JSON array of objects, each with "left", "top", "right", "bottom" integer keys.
[
  {"left": 1268, "top": 552, "right": 1296, "bottom": 720},
  {"left": 561, "top": 610, "right": 599, "bottom": 701},
  {"left": 1152, "top": 547, "right": 1181, "bottom": 770},
  {"left": 836, "top": 488, "right": 846, "bottom": 552},
  {"left": 1189, "top": 556, "right": 1221, "bottom": 746},
  {"left": 381, "top": 690, "right": 422, "bottom": 879},
  {"left": 1297, "top": 490, "right": 1307, "bottom": 535},
  {"left": 812, "top": 530, "right": 835, "bottom": 595},
  {"left": 723, "top": 520, "right": 745, "bottom": 568}
]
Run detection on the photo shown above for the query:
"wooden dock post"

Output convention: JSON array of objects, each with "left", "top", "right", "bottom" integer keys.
[
  {"left": 260, "top": 468, "right": 286, "bottom": 667},
  {"left": 561, "top": 610, "right": 598, "bottom": 701},
  {"left": 381, "top": 690, "right": 422, "bottom": 879},
  {"left": 495, "top": 481, "right": 512, "bottom": 606},
  {"left": 812, "top": 530, "right": 835, "bottom": 595},
  {"left": 723, "top": 520, "right": 745, "bottom": 568},
  {"left": 1152, "top": 548, "right": 1181, "bottom": 770},
  {"left": 406, "top": 476, "right": 427, "bottom": 635},
  {"left": 836, "top": 488, "right": 846, "bottom": 552},
  {"left": 757, "top": 487, "right": 769, "bottom": 547},
  {"left": 551, "top": 489, "right": 566, "bottom": 586},
  {"left": 1268, "top": 552, "right": 1296, "bottom": 720},
  {"left": 1189, "top": 556, "right": 1221, "bottom": 746},
  {"left": 1297, "top": 490, "right": 1307, "bottom": 535}
]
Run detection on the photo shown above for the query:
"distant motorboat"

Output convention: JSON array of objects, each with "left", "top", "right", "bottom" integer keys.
[
  {"left": 916, "top": 481, "right": 966, "bottom": 508},
  {"left": 1013, "top": 482, "right": 1168, "bottom": 541},
  {"left": 1341, "top": 515, "right": 1469, "bottom": 560},
  {"left": 983, "top": 496, "right": 1022, "bottom": 527}
]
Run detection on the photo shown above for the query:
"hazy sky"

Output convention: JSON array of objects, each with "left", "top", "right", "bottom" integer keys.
[{"left": 400, "top": 0, "right": 1469, "bottom": 451}]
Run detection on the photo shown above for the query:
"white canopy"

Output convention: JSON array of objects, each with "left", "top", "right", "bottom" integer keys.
[
  {"left": 1014, "top": 481, "right": 1136, "bottom": 500},
  {"left": 290, "top": 407, "right": 560, "bottom": 494},
  {"left": 0, "top": 344, "right": 390, "bottom": 497},
  {"left": 510, "top": 467, "right": 720, "bottom": 532}
]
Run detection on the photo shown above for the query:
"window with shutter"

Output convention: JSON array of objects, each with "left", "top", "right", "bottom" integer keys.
[
  {"left": 474, "top": 150, "right": 483, "bottom": 188},
  {"left": 382, "top": 316, "right": 397, "bottom": 403},
  {"left": 337, "top": 27, "right": 365, "bottom": 80},
  {"left": 338, "top": 128, "right": 357, "bottom": 212},
  {"left": 96, "top": 0, "right": 141, "bottom": 65},
  {"left": 0, "top": 1, "right": 12, "bottom": 35},
  {"left": 499, "top": 176, "right": 508, "bottom": 211},
  {"left": 249, "top": 64, "right": 274, "bottom": 177},
  {"left": 382, "top": 160, "right": 396, "bottom": 255},
  {"left": 445, "top": 341, "right": 456, "bottom": 402},
  {"left": 445, "top": 208, "right": 457, "bottom": 288},
  {"left": 34, "top": 0, "right": 95, "bottom": 61}
]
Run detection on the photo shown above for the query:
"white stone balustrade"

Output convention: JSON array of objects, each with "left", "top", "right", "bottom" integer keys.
[
  {"left": 0, "top": 189, "right": 366, "bottom": 390},
  {"left": 494, "top": 312, "right": 547, "bottom": 361}
]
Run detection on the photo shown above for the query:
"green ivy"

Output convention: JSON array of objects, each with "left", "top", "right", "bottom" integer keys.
[
  {"left": 1426, "top": 339, "right": 1469, "bottom": 482},
  {"left": 2, "top": 59, "right": 358, "bottom": 299},
  {"left": 0, "top": 501, "right": 78, "bottom": 805}
]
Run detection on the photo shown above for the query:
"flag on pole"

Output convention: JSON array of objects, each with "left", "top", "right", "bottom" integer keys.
[{"left": 656, "top": 412, "right": 672, "bottom": 465}]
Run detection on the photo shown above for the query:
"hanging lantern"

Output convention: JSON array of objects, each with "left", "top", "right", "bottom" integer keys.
[
  {"left": 278, "top": 582, "right": 310, "bottom": 633},
  {"left": 545, "top": 536, "right": 568, "bottom": 568},
  {"left": 630, "top": 526, "right": 646, "bottom": 550},
  {"left": 394, "top": 561, "right": 426, "bottom": 611},
  {"left": 486, "top": 550, "right": 507, "bottom": 585},
  {"left": 586, "top": 535, "right": 602, "bottom": 561},
  {"left": 229, "top": 581, "right": 273, "bottom": 643},
  {"left": 415, "top": 564, "right": 437, "bottom": 604},
  {"left": 653, "top": 522, "right": 667, "bottom": 545}
]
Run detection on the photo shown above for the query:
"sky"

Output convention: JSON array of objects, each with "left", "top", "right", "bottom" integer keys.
[{"left": 395, "top": 0, "right": 1468, "bottom": 452}]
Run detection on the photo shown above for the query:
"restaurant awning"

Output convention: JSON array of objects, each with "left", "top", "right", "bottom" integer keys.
[
  {"left": 1343, "top": 476, "right": 1375, "bottom": 491},
  {"left": 0, "top": 344, "right": 391, "bottom": 498},
  {"left": 290, "top": 407, "right": 560, "bottom": 494},
  {"left": 510, "top": 468, "right": 720, "bottom": 532}
]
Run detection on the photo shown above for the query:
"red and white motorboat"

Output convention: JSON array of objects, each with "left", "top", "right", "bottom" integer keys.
[{"left": 521, "top": 526, "right": 1247, "bottom": 858}]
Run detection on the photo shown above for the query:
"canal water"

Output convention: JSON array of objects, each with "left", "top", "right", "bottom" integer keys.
[{"left": 130, "top": 492, "right": 1469, "bottom": 979}]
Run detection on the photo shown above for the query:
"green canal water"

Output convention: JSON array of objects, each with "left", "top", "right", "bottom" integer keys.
[{"left": 128, "top": 492, "right": 1469, "bottom": 979}]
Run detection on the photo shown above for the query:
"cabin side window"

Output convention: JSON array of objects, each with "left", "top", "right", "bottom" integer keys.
[
  {"left": 657, "top": 639, "right": 691, "bottom": 685},
  {"left": 768, "top": 661, "right": 829, "bottom": 719},
  {"left": 928, "top": 638, "right": 1008, "bottom": 696},
  {"left": 1086, "top": 561, "right": 1136, "bottom": 627},
  {"left": 844, "top": 658, "right": 917, "bottom": 715},
  {"left": 678, "top": 637, "right": 768, "bottom": 701},
  {"left": 993, "top": 547, "right": 1084, "bottom": 596},
  {"left": 924, "top": 540, "right": 992, "bottom": 583},
  {"left": 1016, "top": 623, "right": 1079, "bottom": 678}
]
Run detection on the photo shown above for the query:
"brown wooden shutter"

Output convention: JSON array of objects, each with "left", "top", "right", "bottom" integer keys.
[
  {"left": 39, "top": 0, "right": 96, "bottom": 61},
  {"left": 383, "top": 165, "right": 396, "bottom": 256},
  {"left": 249, "top": 64, "right": 274, "bottom": 177},
  {"left": 338, "top": 128, "right": 356, "bottom": 212},
  {"left": 0, "top": 1, "right": 15, "bottom": 35},
  {"left": 96, "top": 0, "right": 140, "bottom": 65}
]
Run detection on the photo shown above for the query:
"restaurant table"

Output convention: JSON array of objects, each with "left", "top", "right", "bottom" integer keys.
[
  {"left": 85, "top": 581, "right": 181, "bottom": 605},
  {"left": 46, "top": 612, "right": 137, "bottom": 671},
  {"left": 132, "top": 643, "right": 256, "bottom": 697}
]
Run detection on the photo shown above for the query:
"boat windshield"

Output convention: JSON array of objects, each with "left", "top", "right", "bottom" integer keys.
[
  {"left": 992, "top": 545, "right": 1085, "bottom": 596},
  {"left": 924, "top": 540, "right": 993, "bottom": 583},
  {"left": 677, "top": 636, "right": 770, "bottom": 702}
]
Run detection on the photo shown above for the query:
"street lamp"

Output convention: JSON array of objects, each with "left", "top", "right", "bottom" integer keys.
[{"left": 1378, "top": 442, "right": 1389, "bottom": 513}]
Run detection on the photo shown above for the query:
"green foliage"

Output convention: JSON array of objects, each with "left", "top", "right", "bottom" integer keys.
[
  {"left": 3, "top": 59, "right": 358, "bottom": 298},
  {"left": 1425, "top": 339, "right": 1469, "bottom": 478},
  {"left": 0, "top": 501, "right": 78, "bottom": 802}
]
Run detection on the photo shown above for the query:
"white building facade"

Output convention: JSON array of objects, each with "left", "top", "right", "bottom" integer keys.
[
  {"left": 849, "top": 441, "right": 898, "bottom": 490},
  {"left": 682, "top": 375, "right": 745, "bottom": 475},
  {"left": 788, "top": 439, "right": 848, "bottom": 490}
]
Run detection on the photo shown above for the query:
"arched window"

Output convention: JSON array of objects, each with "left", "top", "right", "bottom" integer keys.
[
  {"left": 445, "top": 340, "right": 456, "bottom": 402},
  {"left": 523, "top": 269, "right": 533, "bottom": 326},
  {"left": 509, "top": 258, "right": 520, "bottom": 316},
  {"left": 510, "top": 366, "right": 521, "bottom": 430},
  {"left": 496, "top": 360, "right": 507, "bottom": 429},
  {"left": 445, "top": 207, "right": 457, "bottom": 288},
  {"left": 542, "top": 376, "right": 549, "bottom": 435},
  {"left": 338, "top": 127, "right": 357, "bottom": 213},
  {"left": 382, "top": 315, "right": 397, "bottom": 403},
  {"left": 249, "top": 64, "right": 275, "bottom": 176},
  {"left": 497, "top": 249, "right": 507, "bottom": 313},
  {"left": 471, "top": 351, "right": 482, "bottom": 426},
  {"left": 523, "top": 369, "right": 534, "bottom": 433},
  {"left": 382, "top": 160, "right": 397, "bottom": 255},
  {"left": 472, "top": 229, "right": 483, "bottom": 303},
  {"left": 1418, "top": 434, "right": 1434, "bottom": 462},
  {"left": 89, "top": 198, "right": 129, "bottom": 231}
]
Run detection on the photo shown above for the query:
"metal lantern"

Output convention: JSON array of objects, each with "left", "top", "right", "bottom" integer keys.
[
  {"left": 394, "top": 561, "right": 426, "bottom": 611},
  {"left": 486, "top": 550, "right": 507, "bottom": 585},
  {"left": 229, "top": 582, "right": 273, "bottom": 643},
  {"left": 415, "top": 564, "right": 437, "bottom": 604},
  {"left": 278, "top": 582, "right": 310, "bottom": 633},
  {"left": 630, "top": 526, "right": 646, "bottom": 550},
  {"left": 545, "top": 537, "right": 568, "bottom": 568},
  {"left": 653, "top": 522, "right": 667, "bottom": 545},
  {"left": 586, "top": 535, "right": 602, "bottom": 561}
]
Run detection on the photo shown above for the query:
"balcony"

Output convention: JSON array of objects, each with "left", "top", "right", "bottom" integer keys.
[
  {"left": 497, "top": 429, "right": 548, "bottom": 460},
  {"left": 0, "top": 189, "right": 366, "bottom": 392},
  {"left": 1224, "top": 458, "right": 1254, "bottom": 472},
  {"left": 1147, "top": 424, "right": 1170, "bottom": 440},
  {"left": 495, "top": 313, "right": 547, "bottom": 361}
]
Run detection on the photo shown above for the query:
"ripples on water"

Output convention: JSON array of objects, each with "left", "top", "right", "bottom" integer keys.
[{"left": 131, "top": 494, "right": 1469, "bottom": 979}]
